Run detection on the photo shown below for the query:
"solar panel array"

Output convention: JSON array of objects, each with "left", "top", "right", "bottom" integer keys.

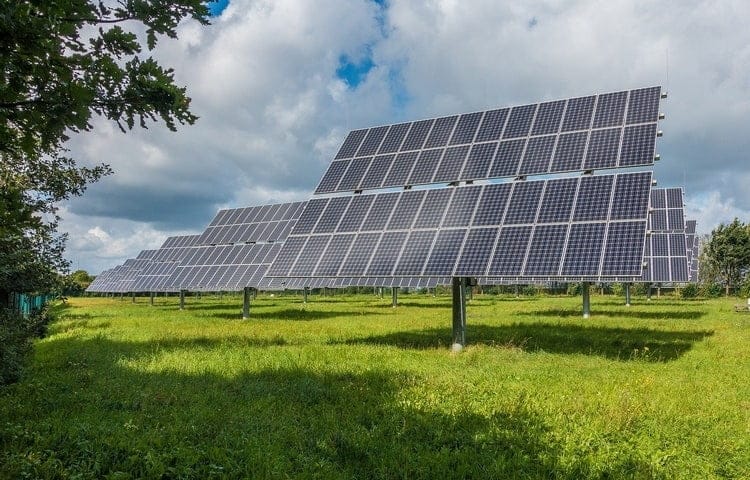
[
  {"left": 131, "top": 235, "right": 202, "bottom": 292},
  {"left": 640, "top": 188, "right": 689, "bottom": 283},
  {"left": 685, "top": 220, "right": 701, "bottom": 282},
  {"left": 268, "top": 171, "right": 653, "bottom": 283},
  {"left": 156, "top": 201, "right": 306, "bottom": 291},
  {"left": 316, "top": 87, "right": 661, "bottom": 194}
]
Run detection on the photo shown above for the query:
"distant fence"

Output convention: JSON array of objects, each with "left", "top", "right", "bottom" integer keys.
[{"left": 8, "top": 293, "right": 54, "bottom": 317}]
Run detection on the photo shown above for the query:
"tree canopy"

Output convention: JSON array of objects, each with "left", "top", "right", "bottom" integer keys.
[
  {"left": 0, "top": 0, "right": 209, "bottom": 304},
  {"left": 703, "top": 218, "right": 750, "bottom": 296}
]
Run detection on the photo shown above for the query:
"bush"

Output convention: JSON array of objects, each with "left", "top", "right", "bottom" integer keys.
[
  {"left": 566, "top": 283, "right": 581, "bottom": 296},
  {"left": 681, "top": 283, "right": 699, "bottom": 298},
  {"left": 0, "top": 306, "right": 52, "bottom": 386},
  {"left": 699, "top": 283, "right": 724, "bottom": 298}
]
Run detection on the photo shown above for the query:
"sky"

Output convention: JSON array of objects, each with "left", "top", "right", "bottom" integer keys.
[{"left": 60, "top": 0, "right": 750, "bottom": 274}]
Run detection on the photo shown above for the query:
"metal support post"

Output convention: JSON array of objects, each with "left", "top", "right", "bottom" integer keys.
[
  {"left": 647, "top": 283, "right": 652, "bottom": 301},
  {"left": 150, "top": 292, "right": 154, "bottom": 306},
  {"left": 131, "top": 291, "right": 135, "bottom": 303},
  {"left": 582, "top": 282, "right": 591, "bottom": 319},
  {"left": 392, "top": 287, "right": 398, "bottom": 308},
  {"left": 303, "top": 287, "right": 308, "bottom": 303},
  {"left": 179, "top": 290, "right": 185, "bottom": 310},
  {"left": 243, "top": 287, "right": 251, "bottom": 319},
  {"left": 625, "top": 283, "right": 631, "bottom": 307},
  {"left": 197, "top": 291, "right": 201, "bottom": 300},
  {"left": 452, "top": 277, "right": 467, "bottom": 351}
]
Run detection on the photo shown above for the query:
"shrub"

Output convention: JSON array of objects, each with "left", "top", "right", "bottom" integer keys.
[
  {"left": 0, "top": 306, "right": 52, "bottom": 386},
  {"left": 699, "top": 283, "right": 724, "bottom": 298},
  {"left": 681, "top": 283, "right": 699, "bottom": 298}
]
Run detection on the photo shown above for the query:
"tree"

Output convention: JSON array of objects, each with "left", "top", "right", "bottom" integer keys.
[
  {"left": 0, "top": 0, "right": 209, "bottom": 305},
  {"left": 1, "top": 1, "right": 209, "bottom": 384},
  {"left": 703, "top": 219, "right": 750, "bottom": 296}
]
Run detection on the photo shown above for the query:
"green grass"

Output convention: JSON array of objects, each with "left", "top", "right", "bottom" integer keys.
[{"left": 1, "top": 292, "right": 749, "bottom": 479}]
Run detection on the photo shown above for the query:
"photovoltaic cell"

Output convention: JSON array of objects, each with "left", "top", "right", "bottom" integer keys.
[
  {"left": 335, "top": 129, "right": 367, "bottom": 159},
  {"left": 339, "top": 233, "right": 380, "bottom": 275},
  {"left": 454, "top": 228, "right": 498, "bottom": 276},
  {"left": 487, "top": 226, "right": 533, "bottom": 276},
  {"left": 378, "top": 123, "right": 410, "bottom": 154},
  {"left": 424, "top": 116, "right": 459, "bottom": 148},
  {"left": 573, "top": 175, "right": 614, "bottom": 221},
  {"left": 488, "top": 139, "right": 525, "bottom": 177},
  {"left": 460, "top": 142, "right": 497, "bottom": 180},
  {"left": 291, "top": 199, "right": 328, "bottom": 234},
  {"left": 626, "top": 86, "right": 661, "bottom": 124},
  {"left": 360, "top": 193, "right": 399, "bottom": 231},
  {"left": 359, "top": 155, "right": 392, "bottom": 189},
  {"left": 518, "top": 135, "right": 556, "bottom": 175},
  {"left": 561, "top": 222, "right": 606, "bottom": 276},
  {"left": 601, "top": 221, "right": 647, "bottom": 276},
  {"left": 315, "top": 159, "right": 350, "bottom": 194},
  {"left": 561, "top": 96, "right": 595, "bottom": 131},
  {"left": 531, "top": 100, "right": 565, "bottom": 135},
  {"left": 619, "top": 124, "right": 657, "bottom": 167},
  {"left": 610, "top": 172, "right": 652, "bottom": 220},
  {"left": 383, "top": 152, "right": 418, "bottom": 187},
  {"left": 475, "top": 108, "right": 509, "bottom": 142},
  {"left": 401, "top": 119, "right": 433, "bottom": 151},
  {"left": 473, "top": 183, "right": 512, "bottom": 226},
  {"left": 336, "top": 195, "right": 375, "bottom": 233},
  {"left": 549, "top": 132, "right": 587, "bottom": 172},
  {"left": 583, "top": 128, "right": 621, "bottom": 169},
  {"left": 290, "top": 236, "right": 330, "bottom": 276},
  {"left": 367, "top": 231, "right": 408, "bottom": 275},
  {"left": 356, "top": 126, "right": 389, "bottom": 156},
  {"left": 442, "top": 186, "right": 481, "bottom": 228},
  {"left": 434, "top": 145, "right": 469, "bottom": 182},
  {"left": 314, "top": 234, "right": 355, "bottom": 276},
  {"left": 394, "top": 230, "right": 436, "bottom": 276},
  {"left": 592, "top": 91, "right": 628, "bottom": 128},
  {"left": 386, "top": 190, "right": 426, "bottom": 230},
  {"left": 503, "top": 104, "right": 537, "bottom": 138},
  {"left": 503, "top": 181, "right": 544, "bottom": 225},
  {"left": 313, "top": 196, "right": 351, "bottom": 233},
  {"left": 413, "top": 189, "right": 453, "bottom": 228},
  {"left": 450, "top": 112, "right": 483, "bottom": 145},
  {"left": 523, "top": 224, "right": 569, "bottom": 275},
  {"left": 536, "top": 177, "right": 577, "bottom": 223},
  {"left": 337, "top": 157, "right": 372, "bottom": 191},
  {"left": 423, "top": 229, "right": 466, "bottom": 276},
  {"left": 408, "top": 149, "right": 443, "bottom": 184}
]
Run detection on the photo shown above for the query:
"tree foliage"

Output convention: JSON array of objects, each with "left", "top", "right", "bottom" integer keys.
[
  {"left": 703, "top": 218, "right": 750, "bottom": 296},
  {"left": 0, "top": 0, "right": 209, "bottom": 304}
]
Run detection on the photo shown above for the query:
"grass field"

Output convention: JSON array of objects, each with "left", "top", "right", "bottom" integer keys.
[{"left": 1, "top": 291, "right": 748, "bottom": 479}]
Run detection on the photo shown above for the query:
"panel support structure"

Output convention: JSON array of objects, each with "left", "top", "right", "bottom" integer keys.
[
  {"left": 452, "top": 277, "right": 468, "bottom": 351},
  {"left": 582, "top": 282, "right": 591, "bottom": 319},
  {"left": 150, "top": 292, "right": 154, "bottom": 306},
  {"left": 625, "top": 283, "right": 631, "bottom": 307},
  {"left": 131, "top": 292, "right": 135, "bottom": 303},
  {"left": 392, "top": 288, "right": 398, "bottom": 308},
  {"left": 303, "top": 287, "right": 308, "bottom": 304},
  {"left": 179, "top": 290, "right": 185, "bottom": 310},
  {"left": 243, "top": 287, "right": 251, "bottom": 319}
]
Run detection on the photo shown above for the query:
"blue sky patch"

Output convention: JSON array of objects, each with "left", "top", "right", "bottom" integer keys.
[
  {"left": 207, "top": 0, "right": 229, "bottom": 17},
  {"left": 336, "top": 54, "right": 375, "bottom": 88}
]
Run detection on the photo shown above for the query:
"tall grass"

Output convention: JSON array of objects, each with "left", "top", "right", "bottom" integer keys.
[{"left": 1, "top": 291, "right": 748, "bottom": 478}]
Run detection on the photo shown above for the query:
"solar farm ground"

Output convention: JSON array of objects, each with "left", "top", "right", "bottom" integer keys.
[{"left": 1, "top": 293, "right": 748, "bottom": 478}]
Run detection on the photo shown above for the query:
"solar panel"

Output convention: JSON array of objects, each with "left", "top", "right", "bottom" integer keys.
[
  {"left": 316, "top": 86, "right": 661, "bottom": 194},
  {"left": 640, "top": 188, "right": 689, "bottom": 283},
  {"left": 269, "top": 171, "right": 653, "bottom": 283}
]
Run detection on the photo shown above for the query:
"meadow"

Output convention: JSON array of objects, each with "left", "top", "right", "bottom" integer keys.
[{"left": 0, "top": 291, "right": 748, "bottom": 479}]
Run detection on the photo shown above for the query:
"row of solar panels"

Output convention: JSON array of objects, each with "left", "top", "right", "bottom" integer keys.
[{"left": 87, "top": 188, "right": 698, "bottom": 293}]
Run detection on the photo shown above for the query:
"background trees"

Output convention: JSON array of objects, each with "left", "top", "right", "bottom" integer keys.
[
  {"left": 701, "top": 218, "right": 750, "bottom": 296},
  {"left": 1, "top": 0, "right": 208, "bottom": 304}
]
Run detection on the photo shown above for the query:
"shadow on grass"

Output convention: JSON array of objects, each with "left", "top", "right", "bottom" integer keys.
[
  {"left": 196, "top": 308, "right": 387, "bottom": 322},
  {"left": 339, "top": 323, "right": 713, "bottom": 362},
  {"left": 2, "top": 335, "right": 657, "bottom": 479},
  {"left": 518, "top": 308, "right": 706, "bottom": 320}
]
